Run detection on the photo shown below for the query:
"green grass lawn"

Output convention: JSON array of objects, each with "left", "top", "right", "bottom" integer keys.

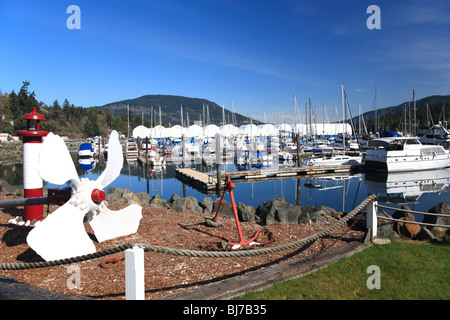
[{"left": 235, "top": 240, "right": 449, "bottom": 300}]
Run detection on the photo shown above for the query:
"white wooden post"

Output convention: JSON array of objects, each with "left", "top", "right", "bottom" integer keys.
[
  {"left": 125, "top": 246, "right": 145, "bottom": 300},
  {"left": 367, "top": 200, "right": 378, "bottom": 240}
]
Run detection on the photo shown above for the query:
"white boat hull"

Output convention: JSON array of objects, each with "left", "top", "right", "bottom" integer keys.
[
  {"left": 365, "top": 145, "right": 450, "bottom": 172},
  {"left": 78, "top": 150, "right": 93, "bottom": 158},
  {"left": 307, "top": 155, "right": 362, "bottom": 166}
]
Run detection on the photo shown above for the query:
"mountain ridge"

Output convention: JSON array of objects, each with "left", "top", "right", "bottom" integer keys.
[
  {"left": 101, "top": 93, "right": 450, "bottom": 129},
  {"left": 355, "top": 95, "right": 450, "bottom": 121},
  {"left": 350, "top": 94, "right": 450, "bottom": 133},
  {"left": 100, "top": 94, "right": 260, "bottom": 127}
]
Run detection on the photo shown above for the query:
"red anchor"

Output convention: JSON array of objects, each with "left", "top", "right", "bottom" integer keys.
[{"left": 210, "top": 174, "right": 260, "bottom": 249}]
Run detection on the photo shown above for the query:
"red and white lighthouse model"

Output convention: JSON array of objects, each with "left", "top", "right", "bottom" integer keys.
[{"left": 17, "top": 107, "right": 49, "bottom": 222}]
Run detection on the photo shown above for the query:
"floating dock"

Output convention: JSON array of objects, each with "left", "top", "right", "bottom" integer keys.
[
  {"left": 175, "top": 163, "right": 363, "bottom": 193},
  {"left": 175, "top": 168, "right": 218, "bottom": 191}
]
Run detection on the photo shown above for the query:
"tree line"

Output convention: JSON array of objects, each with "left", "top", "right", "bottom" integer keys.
[
  {"left": 1, "top": 81, "right": 448, "bottom": 139},
  {"left": 359, "top": 102, "right": 449, "bottom": 135},
  {"left": 0, "top": 81, "right": 143, "bottom": 138}
]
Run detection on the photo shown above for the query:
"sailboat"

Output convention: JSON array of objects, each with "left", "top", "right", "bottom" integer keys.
[{"left": 306, "top": 85, "right": 362, "bottom": 167}]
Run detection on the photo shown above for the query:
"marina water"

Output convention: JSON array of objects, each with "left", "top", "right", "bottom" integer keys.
[{"left": 1, "top": 154, "right": 446, "bottom": 219}]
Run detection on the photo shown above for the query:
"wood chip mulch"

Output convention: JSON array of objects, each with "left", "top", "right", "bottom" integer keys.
[{"left": 0, "top": 193, "right": 365, "bottom": 300}]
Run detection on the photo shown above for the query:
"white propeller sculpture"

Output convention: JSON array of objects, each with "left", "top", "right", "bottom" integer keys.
[{"left": 26, "top": 130, "right": 142, "bottom": 261}]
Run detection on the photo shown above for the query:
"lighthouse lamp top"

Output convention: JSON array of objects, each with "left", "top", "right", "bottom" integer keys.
[{"left": 22, "top": 107, "right": 46, "bottom": 121}]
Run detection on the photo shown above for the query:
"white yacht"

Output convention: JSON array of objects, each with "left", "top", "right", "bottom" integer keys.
[
  {"left": 364, "top": 137, "right": 450, "bottom": 172},
  {"left": 418, "top": 122, "right": 450, "bottom": 149},
  {"left": 126, "top": 138, "right": 138, "bottom": 160}
]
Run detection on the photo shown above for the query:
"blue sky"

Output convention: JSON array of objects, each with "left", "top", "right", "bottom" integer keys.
[{"left": 1, "top": 0, "right": 449, "bottom": 123}]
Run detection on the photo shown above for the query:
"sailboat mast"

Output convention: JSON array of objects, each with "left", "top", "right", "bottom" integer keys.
[
  {"left": 305, "top": 102, "right": 308, "bottom": 136},
  {"left": 231, "top": 100, "right": 236, "bottom": 126},
  {"left": 413, "top": 89, "right": 416, "bottom": 136},
  {"left": 202, "top": 103, "right": 205, "bottom": 126},
  {"left": 374, "top": 84, "right": 378, "bottom": 136},
  {"left": 323, "top": 103, "right": 325, "bottom": 140},
  {"left": 309, "top": 97, "right": 312, "bottom": 137},
  {"left": 404, "top": 104, "right": 407, "bottom": 135},
  {"left": 358, "top": 104, "right": 361, "bottom": 136},
  {"left": 341, "top": 85, "right": 345, "bottom": 153},
  {"left": 180, "top": 104, "right": 183, "bottom": 127},
  {"left": 150, "top": 106, "right": 153, "bottom": 128}
]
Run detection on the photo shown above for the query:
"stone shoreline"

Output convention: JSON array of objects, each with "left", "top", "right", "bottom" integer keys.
[
  {"left": 105, "top": 186, "right": 449, "bottom": 243},
  {"left": 105, "top": 186, "right": 342, "bottom": 226}
]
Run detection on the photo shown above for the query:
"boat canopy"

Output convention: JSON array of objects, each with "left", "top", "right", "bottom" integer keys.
[
  {"left": 380, "top": 130, "right": 402, "bottom": 137},
  {"left": 79, "top": 143, "right": 93, "bottom": 152},
  {"left": 185, "top": 124, "right": 203, "bottom": 137},
  {"left": 258, "top": 124, "right": 278, "bottom": 136},
  {"left": 277, "top": 123, "right": 292, "bottom": 133},
  {"left": 131, "top": 122, "right": 354, "bottom": 139},
  {"left": 167, "top": 125, "right": 183, "bottom": 138},
  {"left": 220, "top": 124, "right": 239, "bottom": 136},
  {"left": 237, "top": 124, "right": 259, "bottom": 137},
  {"left": 203, "top": 124, "right": 220, "bottom": 137},
  {"left": 132, "top": 125, "right": 149, "bottom": 138},
  {"left": 150, "top": 125, "right": 168, "bottom": 138}
]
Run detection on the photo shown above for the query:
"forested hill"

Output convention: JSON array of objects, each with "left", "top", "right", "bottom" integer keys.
[
  {"left": 100, "top": 95, "right": 259, "bottom": 127},
  {"left": 352, "top": 95, "right": 450, "bottom": 133},
  {"left": 0, "top": 83, "right": 259, "bottom": 139}
]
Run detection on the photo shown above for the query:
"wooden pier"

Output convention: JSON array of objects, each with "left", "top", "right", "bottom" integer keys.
[
  {"left": 175, "top": 168, "right": 218, "bottom": 191},
  {"left": 175, "top": 163, "right": 363, "bottom": 193}
]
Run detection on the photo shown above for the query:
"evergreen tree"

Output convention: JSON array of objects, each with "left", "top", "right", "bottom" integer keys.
[
  {"left": 83, "top": 109, "right": 100, "bottom": 137},
  {"left": 62, "top": 99, "right": 71, "bottom": 121},
  {"left": 7, "top": 81, "right": 39, "bottom": 132},
  {"left": 51, "top": 100, "right": 61, "bottom": 120}
]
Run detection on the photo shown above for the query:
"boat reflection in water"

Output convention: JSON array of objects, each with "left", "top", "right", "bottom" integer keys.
[
  {"left": 78, "top": 157, "right": 96, "bottom": 172},
  {"left": 364, "top": 167, "right": 450, "bottom": 204}
]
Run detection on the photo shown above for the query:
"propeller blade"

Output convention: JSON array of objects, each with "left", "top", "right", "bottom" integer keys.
[
  {"left": 97, "top": 130, "right": 123, "bottom": 189},
  {"left": 26, "top": 201, "right": 96, "bottom": 261},
  {"left": 87, "top": 204, "right": 142, "bottom": 243},
  {"left": 39, "top": 133, "right": 81, "bottom": 188}
]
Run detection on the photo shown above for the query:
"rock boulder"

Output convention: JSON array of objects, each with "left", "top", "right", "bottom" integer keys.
[
  {"left": 172, "top": 196, "right": 203, "bottom": 213},
  {"left": 212, "top": 198, "right": 235, "bottom": 218},
  {"left": 149, "top": 194, "right": 170, "bottom": 209},
  {"left": 237, "top": 202, "right": 255, "bottom": 222},
  {"left": 255, "top": 197, "right": 301, "bottom": 225},
  {"left": 423, "top": 202, "right": 450, "bottom": 242}
]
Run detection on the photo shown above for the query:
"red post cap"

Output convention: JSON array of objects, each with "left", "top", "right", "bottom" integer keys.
[{"left": 91, "top": 189, "right": 106, "bottom": 203}]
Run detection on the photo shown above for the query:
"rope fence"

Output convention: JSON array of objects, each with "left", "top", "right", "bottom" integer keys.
[
  {"left": 367, "top": 201, "right": 450, "bottom": 240},
  {"left": 376, "top": 203, "right": 450, "bottom": 218}
]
